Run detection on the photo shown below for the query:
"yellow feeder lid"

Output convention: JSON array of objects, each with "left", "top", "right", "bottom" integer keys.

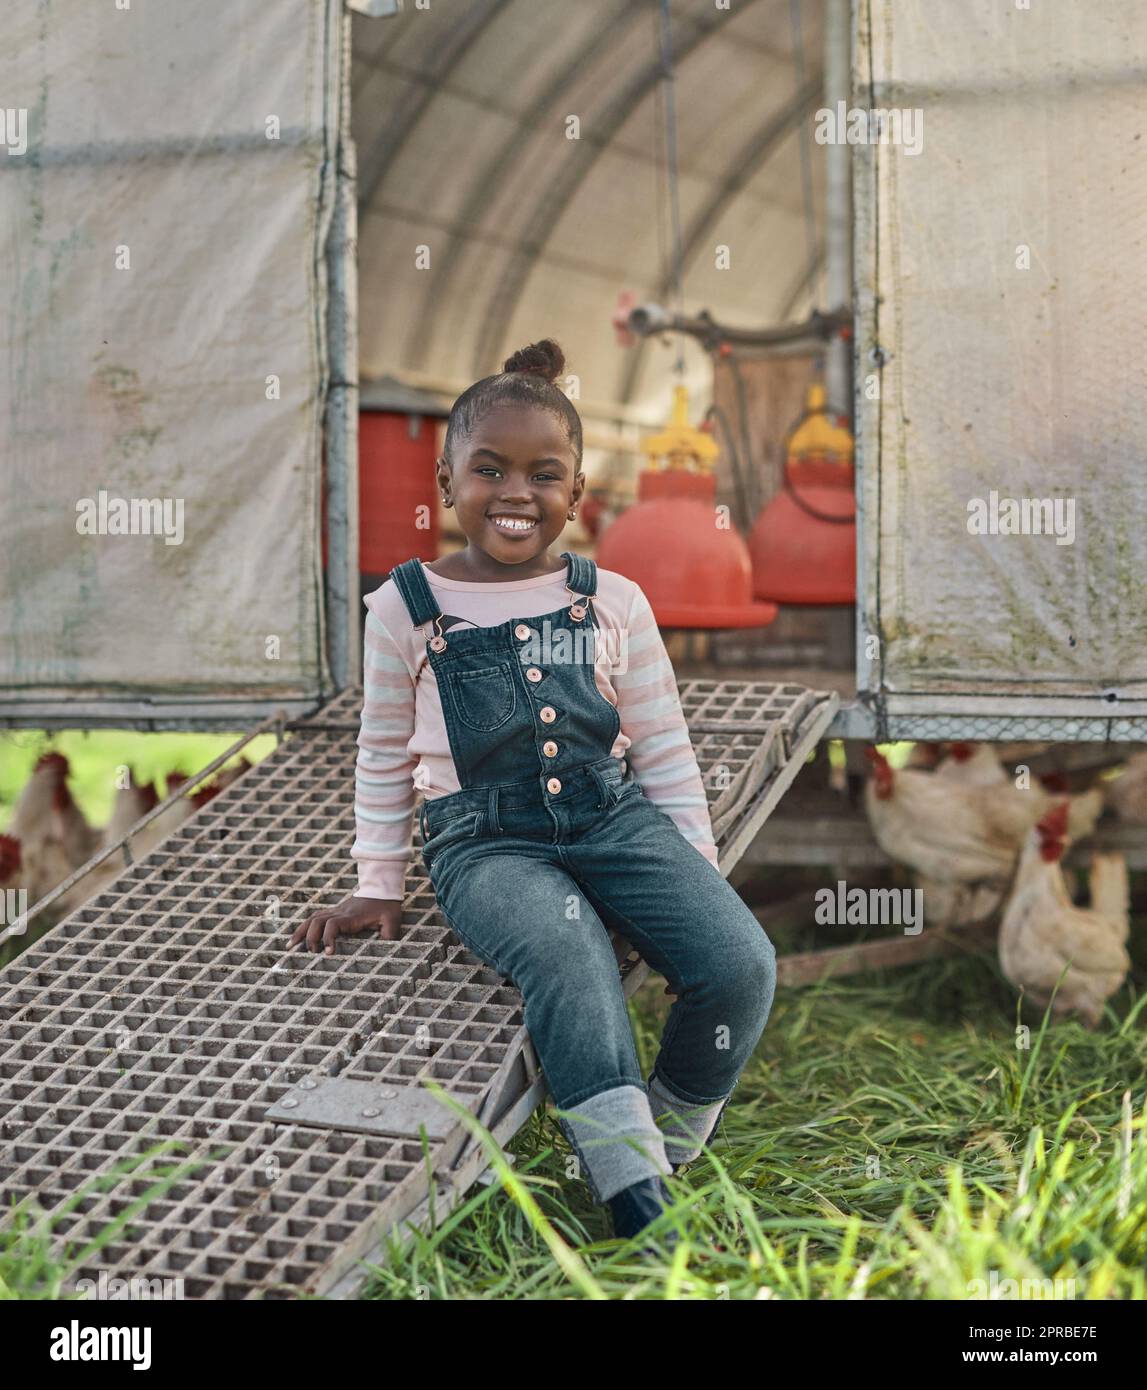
[
  {"left": 641, "top": 384, "right": 720, "bottom": 472},
  {"left": 788, "top": 382, "right": 853, "bottom": 465}
]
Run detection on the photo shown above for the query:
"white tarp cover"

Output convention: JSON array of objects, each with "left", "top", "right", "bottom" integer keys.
[
  {"left": 855, "top": 0, "right": 1147, "bottom": 720},
  {"left": 1, "top": 1, "right": 339, "bottom": 721}
]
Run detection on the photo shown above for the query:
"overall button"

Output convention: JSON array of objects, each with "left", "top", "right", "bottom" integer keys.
[
  {"left": 546, "top": 777, "right": 562, "bottom": 794},
  {"left": 539, "top": 706, "right": 557, "bottom": 723},
  {"left": 542, "top": 740, "right": 558, "bottom": 757},
  {"left": 526, "top": 667, "right": 544, "bottom": 683},
  {"left": 514, "top": 623, "right": 531, "bottom": 640},
  {"left": 570, "top": 604, "right": 586, "bottom": 621}
]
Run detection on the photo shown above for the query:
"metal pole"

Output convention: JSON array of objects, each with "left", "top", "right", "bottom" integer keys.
[
  {"left": 324, "top": 8, "right": 361, "bottom": 692},
  {"left": 824, "top": 0, "right": 852, "bottom": 416}
]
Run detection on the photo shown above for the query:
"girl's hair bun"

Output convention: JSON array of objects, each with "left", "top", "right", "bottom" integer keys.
[{"left": 502, "top": 339, "right": 565, "bottom": 385}]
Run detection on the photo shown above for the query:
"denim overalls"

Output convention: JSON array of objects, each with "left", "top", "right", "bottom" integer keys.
[{"left": 389, "top": 551, "right": 777, "bottom": 1204}]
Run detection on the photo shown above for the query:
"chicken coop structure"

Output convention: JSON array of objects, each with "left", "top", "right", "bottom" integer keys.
[{"left": 1, "top": 0, "right": 1146, "bottom": 1297}]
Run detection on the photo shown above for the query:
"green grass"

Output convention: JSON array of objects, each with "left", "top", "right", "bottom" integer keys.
[{"left": 357, "top": 955, "right": 1147, "bottom": 1300}]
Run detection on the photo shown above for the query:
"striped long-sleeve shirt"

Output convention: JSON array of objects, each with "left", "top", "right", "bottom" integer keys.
[{"left": 351, "top": 560, "right": 718, "bottom": 900}]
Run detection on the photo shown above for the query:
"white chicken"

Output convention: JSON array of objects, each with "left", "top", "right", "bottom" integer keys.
[
  {"left": 2, "top": 754, "right": 86, "bottom": 920},
  {"left": 46, "top": 753, "right": 102, "bottom": 868},
  {"left": 999, "top": 802, "right": 1130, "bottom": 1028},
  {"left": 906, "top": 741, "right": 945, "bottom": 771},
  {"left": 864, "top": 747, "right": 1104, "bottom": 884},
  {"left": 917, "top": 745, "right": 1065, "bottom": 924},
  {"left": 933, "top": 742, "right": 1008, "bottom": 787},
  {"left": 76, "top": 774, "right": 202, "bottom": 904},
  {"left": 8, "top": 752, "right": 64, "bottom": 847},
  {"left": 1105, "top": 750, "right": 1147, "bottom": 824},
  {"left": 0, "top": 832, "right": 68, "bottom": 922}
]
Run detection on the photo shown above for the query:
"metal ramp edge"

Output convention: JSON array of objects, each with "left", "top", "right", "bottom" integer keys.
[{"left": 0, "top": 679, "right": 835, "bottom": 1299}]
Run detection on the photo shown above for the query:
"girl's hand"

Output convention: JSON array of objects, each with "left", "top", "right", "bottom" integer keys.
[{"left": 288, "top": 895, "right": 404, "bottom": 955}]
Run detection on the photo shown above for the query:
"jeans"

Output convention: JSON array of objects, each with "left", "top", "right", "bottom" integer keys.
[{"left": 420, "top": 754, "right": 777, "bottom": 1203}]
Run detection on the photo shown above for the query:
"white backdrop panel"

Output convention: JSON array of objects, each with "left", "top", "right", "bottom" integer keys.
[
  {"left": 857, "top": 0, "right": 1147, "bottom": 709},
  {"left": 0, "top": 1, "right": 340, "bottom": 715}
]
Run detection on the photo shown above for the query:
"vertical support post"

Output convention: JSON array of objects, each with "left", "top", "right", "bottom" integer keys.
[
  {"left": 851, "top": 0, "right": 878, "bottom": 704},
  {"left": 324, "top": 7, "right": 361, "bottom": 691},
  {"left": 824, "top": 0, "right": 852, "bottom": 418}
]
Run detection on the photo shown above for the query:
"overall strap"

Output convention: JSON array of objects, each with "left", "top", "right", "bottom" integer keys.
[
  {"left": 389, "top": 558, "right": 442, "bottom": 630},
  {"left": 561, "top": 550, "right": 598, "bottom": 598}
]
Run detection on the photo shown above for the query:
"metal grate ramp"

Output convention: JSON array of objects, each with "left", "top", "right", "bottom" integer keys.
[{"left": 0, "top": 679, "right": 837, "bottom": 1299}]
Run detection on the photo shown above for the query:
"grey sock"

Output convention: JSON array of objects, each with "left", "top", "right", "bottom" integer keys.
[
  {"left": 554, "top": 1084, "right": 672, "bottom": 1203},
  {"left": 646, "top": 1071, "right": 729, "bottom": 1166}
]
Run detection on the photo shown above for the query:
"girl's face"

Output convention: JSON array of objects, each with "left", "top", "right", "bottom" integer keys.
[{"left": 437, "top": 404, "right": 584, "bottom": 572}]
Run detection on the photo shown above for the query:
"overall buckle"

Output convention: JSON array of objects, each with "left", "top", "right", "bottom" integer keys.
[{"left": 565, "top": 583, "right": 587, "bottom": 621}]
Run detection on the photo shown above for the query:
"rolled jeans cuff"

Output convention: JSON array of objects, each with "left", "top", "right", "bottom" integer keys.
[
  {"left": 646, "top": 1070, "right": 730, "bottom": 1165},
  {"left": 554, "top": 1084, "right": 672, "bottom": 1204}
]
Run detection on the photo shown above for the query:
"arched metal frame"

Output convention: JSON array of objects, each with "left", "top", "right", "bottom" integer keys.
[
  {"left": 352, "top": 0, "right": 812, "bottom": 389},
  {"left": 618, "top": 71, "right": 824, "bottom": 407},
  {"left": 469, "top": 0, "right": 773, "bottom": 377}
]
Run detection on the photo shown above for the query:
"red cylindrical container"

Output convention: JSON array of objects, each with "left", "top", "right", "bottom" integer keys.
[{"left": 359, "top": 409, "right": 439, "bottom": 572}]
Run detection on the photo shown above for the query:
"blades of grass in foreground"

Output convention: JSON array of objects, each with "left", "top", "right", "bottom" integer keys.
[{"left": 418, "top": 1080, "right": 608, "bottom": 1300}]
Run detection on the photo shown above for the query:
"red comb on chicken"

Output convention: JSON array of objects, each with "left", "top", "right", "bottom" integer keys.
[
  {"left": 0, "top": 834, "right": 22, "bottom": 879},
  {"left": 1038, "top": 771, "right": 1070, "bottom": 794},
  {"left": 864, "top": 746, "right": 895, "bottom": 800},
  {"left": 1036, "top": 802, "right": 1070, "bottom": 862},
  {"left": 1036, "top": 802, "right": 1070, "bottom": 839},
  {"left": 948, "top": 742, "right": 975, "bottom": 762}
]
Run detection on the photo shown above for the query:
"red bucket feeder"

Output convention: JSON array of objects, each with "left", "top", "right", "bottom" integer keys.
[
  {"left": 749, "top": 382, "right": 855, "bottom": 605},
  {"left": 595, "top": 385, "right": 779, "bottom": 630}
]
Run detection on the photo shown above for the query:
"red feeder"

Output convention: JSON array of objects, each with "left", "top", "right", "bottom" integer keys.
[
  {"left": 595, "top": 386, "right": 778, "bottom": 630},
  {"left": 358, "top": 377, "right": 450, "bottom": 579},
  {"left": 749, "top": 382, "right": 855, "bottom": 605},
  {"left": 322, "top": 376, "right": 449, "bottom": 584}
]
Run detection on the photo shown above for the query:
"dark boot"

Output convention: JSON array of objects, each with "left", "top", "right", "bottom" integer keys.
[{"left": 607, "top": 1176, "right": 679, "bottom": 1251}]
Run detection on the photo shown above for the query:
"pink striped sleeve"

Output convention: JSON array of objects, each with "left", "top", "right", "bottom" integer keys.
[
  {"left": 351, "top": 603, "right": 417, "bottom": 901},
  {"left": 612, "top": 583, "right": 720, "bottom": 870}
]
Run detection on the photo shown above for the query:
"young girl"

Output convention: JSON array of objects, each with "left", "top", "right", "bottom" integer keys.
[{"left": 291, "top": 340, "right": 777, "bottom": 1245}]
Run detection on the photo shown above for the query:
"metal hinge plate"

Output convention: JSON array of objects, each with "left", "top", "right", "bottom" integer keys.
[{"left": 267, "top": 1076, "right": 477, "bottom": 1140}]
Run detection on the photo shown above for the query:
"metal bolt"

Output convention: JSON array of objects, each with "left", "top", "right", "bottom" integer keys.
[
  {"left": 281, "top": 1097, "right": 299, "bottom": 1109},
  {"left": 299, "top": 1078, "right": 317, "bottom": 1090},
  {"left": 361, "top": 1106, "right": 380, "bottom": 1118}
]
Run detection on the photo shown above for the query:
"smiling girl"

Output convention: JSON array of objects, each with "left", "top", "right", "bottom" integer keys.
[{"left": 291, "top": 339, "right": 777, "bottom": 1247}]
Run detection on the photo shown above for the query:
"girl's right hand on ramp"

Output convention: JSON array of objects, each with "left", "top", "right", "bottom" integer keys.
[{"left": 288, "top": 896, "right": 404, "bottom": 955}]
